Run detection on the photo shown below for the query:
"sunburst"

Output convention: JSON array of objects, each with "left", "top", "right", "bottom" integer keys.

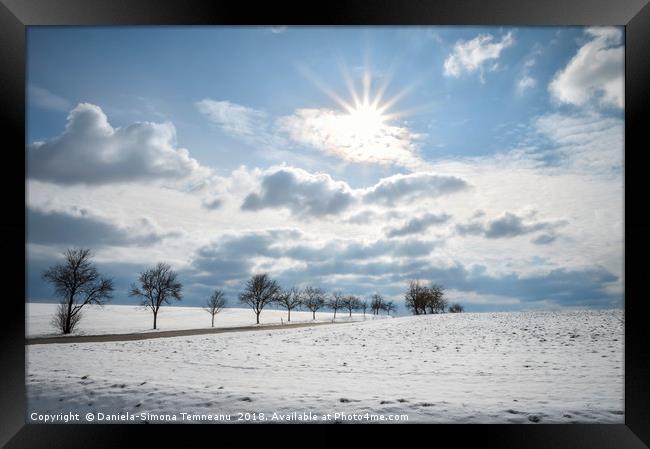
[{"left": 293, "top": 64, "right": 422, "bottom": 168}]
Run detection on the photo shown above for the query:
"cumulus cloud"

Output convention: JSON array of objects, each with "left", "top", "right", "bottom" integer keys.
[
  {"left": 277, "top": 108, "right": 424, "bottom": 169},
  {"left": 241, "top": 166, "right": 355, "bottom": 218},
  {"left": 196, "top": 99, "right": 268, "bottom": 139},
  {"left": 456, "top": 211, "right": 568, "bottom": 242},
  {"left": 443, "top": 32, "right": 514, "bottom": 80},
  {"left": 191, "top": 229, "right": 302, "bottom": 283},
  {"left": 548, "top": 27, "right": 624, "bottom": 109},
  {"left": 27, "top": 207, "right": 177, "bottom": 248},
  {"left": 362, "top": 172, "right": 469, "bottom": 206},
  {"left": 385, "top": 213, "right": 451, "bottom": 238},
  {"left": 28, "top": 103, "right": 206, "bottom": 185},
  {"left": 484, "top": 212, "right": 560, "bottom": 238},
  {"left": 236, "top": 167, "right": 470, "bottom": 218}
]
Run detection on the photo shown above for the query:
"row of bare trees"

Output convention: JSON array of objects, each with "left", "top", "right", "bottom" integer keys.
[
  {"left": 42, "top": 251, "right": 389, "bottom": 334},
  {"left": 236, "top": 273, "right": 397, "bottom": 324},
  {"left": 42, "top": 248, "right": 464, "bottom": 335}
]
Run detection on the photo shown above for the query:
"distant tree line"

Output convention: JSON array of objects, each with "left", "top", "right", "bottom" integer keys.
[{"left": 42, "top": 248, "right": 464, "bottom": 334}]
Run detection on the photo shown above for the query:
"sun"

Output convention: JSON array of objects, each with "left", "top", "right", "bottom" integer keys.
[
  {"left": 328, "top": 70, "right": 404, "bottom": 141},
  {"left": 295, "top": 64, "right": 422, "bottom": 168},
  {"left": 345, "top": 101, "right": 387, "bottom": 137}
]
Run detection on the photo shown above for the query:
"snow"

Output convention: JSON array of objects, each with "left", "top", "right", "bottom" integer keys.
[
  {"left": 26, "top": 308, "right": 624, "bottom": 423},
  {"left": 26, "top": 303, "right": 367, "bottom": 337}
]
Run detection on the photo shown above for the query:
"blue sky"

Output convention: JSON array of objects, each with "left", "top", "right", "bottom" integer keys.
[{"left": 26, "top": 26, "right": 624, "bottom": 313}]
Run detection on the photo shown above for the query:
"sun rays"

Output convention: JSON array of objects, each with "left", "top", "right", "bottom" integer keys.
[{"left": 290, "top": 64, "right": 424, "bottom": 169}]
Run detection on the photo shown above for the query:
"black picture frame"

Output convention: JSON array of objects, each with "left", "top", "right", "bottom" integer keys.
[{"left": 2, "top": 0, "right": 649, "bottom": 447}]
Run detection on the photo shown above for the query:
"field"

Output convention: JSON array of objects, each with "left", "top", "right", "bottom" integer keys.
[{"left": 26, "top": 305, "right": 624, "bottom": 423}]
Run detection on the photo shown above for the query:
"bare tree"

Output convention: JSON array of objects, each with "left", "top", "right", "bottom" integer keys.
[
  {"left": 326, "top": 292, "right": 345, "bottom": 320},
  {"left": 129, "top": 262, "right": 182, "bottom": 330},
  {"left": 360, "top": 300, "right": 368, "bottom": 317},
  {"left": 204, "top": 289, "right": 227, "bottom": 327},
  {"left": 239, "top": 273, "right": 281, "bottom": 324},
  {"left": 302, "top": 286, "right": 326, "bottom": 320},
  {"left": 50, "top": 302, "right": 82, "bottom": 334},
  {"left": 404, "top": 280, "right": 428, "bottom": 315},
  {"left": 404, "top": 281, "right": 447, "bottom": 315},
  {"left": 275, "top": 287, "right": 302, "bottom": 322},
  {"left": 426, "top": 283, "right": 447, "bottom": 314},
  {"left": 370, "top": 293, "right": 384, "bottom": 316},
  {"left": 42, "top": 248, "right": 114, "bottom": 334},
  {"left": 382, "top": 300, "right": 397, "bottom": 316},
  {"left": 342, "top": 295, "right": 362, "bottom": 317},
  {"left": 448, "top": 303, "right": 465, "bottom": 313}
]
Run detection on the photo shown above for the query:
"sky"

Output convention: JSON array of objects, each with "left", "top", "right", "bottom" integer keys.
[{"left": 26, "top": 26, "right": 624, "bottom": 313}]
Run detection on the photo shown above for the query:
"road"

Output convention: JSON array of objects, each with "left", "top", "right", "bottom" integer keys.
[{"left": 25, "top": 320, "right": 342, "bottom": 345}]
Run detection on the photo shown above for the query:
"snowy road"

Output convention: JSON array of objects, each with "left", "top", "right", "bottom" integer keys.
[{"left": 26, "top": 320, "right": 344, "bottom": 345}]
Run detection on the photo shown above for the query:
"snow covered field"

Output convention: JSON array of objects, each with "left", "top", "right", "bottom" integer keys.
[
  {"left": 26, "top": 303, "right": 365, "bottom": 337},
  {"left": 26, "top": 309, "right": 623, "bottom": 424}
]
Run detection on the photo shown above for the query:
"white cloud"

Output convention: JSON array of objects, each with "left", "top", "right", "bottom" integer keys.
[
  {"left": 196, "top": 99, "right": 268, "bottom": 139},
  {"left": 517, "top": 75, "right": 537, "bottom": 93},
  {"left": 277, "top": 108, "right": 425, "bottom": 169},
  {"left": 533, "top": 112, "right": 623, "bottom": 173},
  {"left": 443, "top": 32, "right": 514, "bottom": 80},
  {"left": 28, "top": 85, "right": 71, "bottom": 112},
  {"left": 362, "top": 172, "right": 469, "bottom": 206},
  {"left": 548, "top": 27, "right": 624, "bottom": 109},
  {"left": 516, "top": 47, "right": 541, "bottom": 94},
  {"left": 516, "top": 59, "right": 537, "bottom": 93},
  {"left": 197, "top": 99, "right": 427, "bottom": 171},
  {"left": 28, "top": 103, "right": 207, "bottom": 185}
]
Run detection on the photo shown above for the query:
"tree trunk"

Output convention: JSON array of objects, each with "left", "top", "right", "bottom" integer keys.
[
  {"left": 312, "top": 310, "right": 315, "bottom": 320},
  {"left": 211, "top": 314, "right": 215, "bottom": 328},
  {"left": 333, "top": 309, "right": 337, "bottom": 319},
  {"left": 64, "top": 297, "right": 73, "bottom": 334},
  {"left": 287, "top": 308, "right": 291, "bottom": 322},
  {"left": 349, "top": 310, "right": 352, "bottom": 317},
  {"left": 256, "top": 312, "right": 260, "bottom": 324},
  {"left": 153, "top": 310, "right": 158, "bottom": 330}
]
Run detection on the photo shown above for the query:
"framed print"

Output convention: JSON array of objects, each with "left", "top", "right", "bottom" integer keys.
[{"left": 2, "top": 0, "right": 649, "bottom": 447}]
